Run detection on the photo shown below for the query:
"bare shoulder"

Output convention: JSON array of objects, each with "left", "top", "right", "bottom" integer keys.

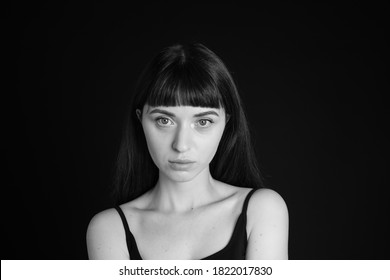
[
  {"left": 246, "top": 188, "right": 289, "bottom": 259},
  {"left": 248, "top": 188, "right": 288, "bottom": 216},
  {"left": 87, "top": 208, "right": 123, "bottom": 236},
  {"left": 86, "top": 208, "right": 128, "bottom": 260}
]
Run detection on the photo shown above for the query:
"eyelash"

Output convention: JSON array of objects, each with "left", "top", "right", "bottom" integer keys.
[
  {"left": 155, "top": 117, "right": 214, "bottom": 127},
  {"left": 195, "top": 119, "right": 213, "bottom": 127},
  {"left": 155, "top": 117, "right": 174, "bottom": 126}
]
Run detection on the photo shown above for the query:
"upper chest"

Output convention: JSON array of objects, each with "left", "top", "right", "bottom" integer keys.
[{"left": 126, "top": 196, "right": 245, "bottom": 259}]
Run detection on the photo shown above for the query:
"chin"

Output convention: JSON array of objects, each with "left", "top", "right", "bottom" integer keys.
[
  {"left": 159, "top": 167, "right": 202, "bottom": 182},
  {"left": 166, "top": 172, "right": 197, "bottom": 182}
]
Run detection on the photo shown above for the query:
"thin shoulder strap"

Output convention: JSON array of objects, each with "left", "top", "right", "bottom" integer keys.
[
  {"left": 242, "top": 188, "right": 258, "bottom": 215},
  {"left": 114, "top": 206, "right": 131, "bottom": 239},
  {"left": 114, "top": 206, "right": 142, "bottom": 259}
]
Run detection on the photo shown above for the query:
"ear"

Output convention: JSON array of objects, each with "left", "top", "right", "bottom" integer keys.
[{"left": 136, "top": 109, "right": 142, "bottom": 121}]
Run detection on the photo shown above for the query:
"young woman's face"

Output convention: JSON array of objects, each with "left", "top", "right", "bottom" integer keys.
[{"left": 139, "top": 105, "right": 227, "bottom": 182}]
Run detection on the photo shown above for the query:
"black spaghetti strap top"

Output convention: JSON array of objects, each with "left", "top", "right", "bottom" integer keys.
[{"left": 115, "top": 188, "right": 257, "bottom": 260}]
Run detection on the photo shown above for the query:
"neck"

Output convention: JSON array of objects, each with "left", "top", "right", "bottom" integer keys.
[{"left": 150, "top": 167, "right": 218, "bottom": 213}]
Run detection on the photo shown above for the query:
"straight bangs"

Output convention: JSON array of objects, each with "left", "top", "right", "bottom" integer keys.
[{"left": 145, "top": 65, "right": 225, "bottom": 109}]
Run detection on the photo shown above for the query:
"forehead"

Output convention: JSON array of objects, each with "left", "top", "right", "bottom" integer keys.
[{"left": 144, "top": 105, "right": 225, "bottom": 116}]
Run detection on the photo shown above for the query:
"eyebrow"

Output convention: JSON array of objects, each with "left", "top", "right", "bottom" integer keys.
[{"left": 149, "top": 109, "right": 220, "bottom": 118}]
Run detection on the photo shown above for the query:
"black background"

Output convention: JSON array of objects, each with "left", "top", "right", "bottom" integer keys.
[{"left": 5, "top": 2, "right": 388, "bottom": 259}]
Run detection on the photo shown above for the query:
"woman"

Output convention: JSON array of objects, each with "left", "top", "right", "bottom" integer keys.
[{"left": 86, "top": 43, "right": 289, "bottom": 259}]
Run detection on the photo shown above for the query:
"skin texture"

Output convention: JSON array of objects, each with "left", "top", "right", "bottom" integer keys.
[{"left": 86, "top": 105, "right": 289, "bottom": 260}]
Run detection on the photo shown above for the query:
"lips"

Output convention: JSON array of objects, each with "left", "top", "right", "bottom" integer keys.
[
  {"left": 169, "top": 159, "right": 195, "bottom": 164},
  {"left": 168, "top": 159, "right": 196, "bottom": 171}
]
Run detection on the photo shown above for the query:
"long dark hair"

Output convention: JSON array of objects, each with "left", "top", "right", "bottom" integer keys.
[{"left": 112, "top": 43, "right": 264, "bottom": 204}]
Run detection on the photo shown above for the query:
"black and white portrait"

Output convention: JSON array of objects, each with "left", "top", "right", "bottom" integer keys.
[{"left": 5, "top": 2, "right": 388, "bottom": 261}]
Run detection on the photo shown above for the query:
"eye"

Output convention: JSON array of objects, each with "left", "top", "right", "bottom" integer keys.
[
  {"left": 156, "top": 117, "right": 174, "bottom": 126},
  {"left": 196, "top": 119, "right": 213, "bottom": 128}
]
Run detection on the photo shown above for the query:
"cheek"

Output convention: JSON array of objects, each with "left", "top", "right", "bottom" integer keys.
[
  {"left": 142, "top": 126, "right": 167, "bottom": 164},
  {"left": 199, "top": 127, "right": 225, "bottom": 161}
]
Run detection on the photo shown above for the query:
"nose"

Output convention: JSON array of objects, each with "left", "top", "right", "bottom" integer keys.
[{"left": 172, "top": 124, "right": 192, "bottom": 153}]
